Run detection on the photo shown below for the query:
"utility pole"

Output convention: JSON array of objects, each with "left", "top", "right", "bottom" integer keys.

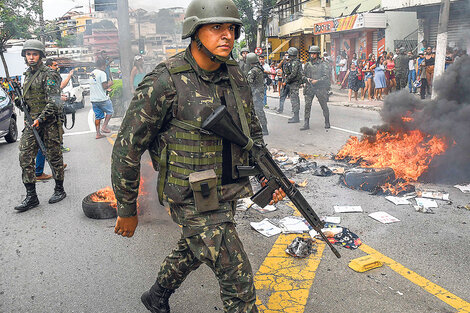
[
  {"left": 39, "top": 0, "right": 45, "bottom": 44},
  {"left": 432, "top": 0, "right": 451, "bottom": 99},
  {"left": 117, "top": 0, "right": 132, "bottom": 107}
]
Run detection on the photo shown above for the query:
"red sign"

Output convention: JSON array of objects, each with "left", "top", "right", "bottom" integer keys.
[
  {"left": 255, "top": 47, "right": 263, "bottom": 55},
  {"left": 314, "top": 21, "right": 334, "bottom": 35}
]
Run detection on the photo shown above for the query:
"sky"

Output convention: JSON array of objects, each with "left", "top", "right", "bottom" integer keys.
[{"left": 43, "top": 0, "right": 192, "bottom": 20}]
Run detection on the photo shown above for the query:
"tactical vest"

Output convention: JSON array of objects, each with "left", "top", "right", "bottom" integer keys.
[
  {"left": 156, "top": 53, "right": 254, "bottom": 206},
  {"left": 304, "top": 59, "right": 330, "bottom": 91},
  {"left": 286, "top": 59, "right": 303, "bottom": 85},
  {"left": 23, "top": 64, "right": 49, "bottom": 118},
  {"left": 248, "top": 65, "right": 264, "bottom": 92}
]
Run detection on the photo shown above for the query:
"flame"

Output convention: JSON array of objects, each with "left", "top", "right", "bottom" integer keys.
[
  {"left": 336, "top": 129, "right": 448, "bottom": 182},
  {"left": 402, "top": 116, "right": 413, "bottom": 123},
  {"left": 90, "top": 186, "right": 117, "bottom": 208}
]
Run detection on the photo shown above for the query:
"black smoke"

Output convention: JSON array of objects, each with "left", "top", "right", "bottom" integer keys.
[{"left": 360, "top": 55, "right": 470, "bottom": 183}]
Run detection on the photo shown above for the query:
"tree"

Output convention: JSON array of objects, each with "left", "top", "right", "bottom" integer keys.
[
  {"left": 0, "top": 0, "right": 39, "bottom": 78},
  {"left": 234, "top": 0, "right": 277, "bottom": 51}
]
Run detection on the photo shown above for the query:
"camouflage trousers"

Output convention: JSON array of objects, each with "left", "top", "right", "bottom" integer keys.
[
  {"left": 157, "top": 222, "right": 258, "bottom": 313},
  {"left": 305, "top": 89, "right": 329, "bottom": 121},
  {"left": 396, "top": 72, "right": 408, "bottom": 90},
  {"left": 252, "top": 89, "right": 267, "bottom": 129},
  {"left": 19, "top": 122, "right": 64, "bottom": 184},
  {"left": 279, "top": 84, "right": 300, "bottom": 113}
]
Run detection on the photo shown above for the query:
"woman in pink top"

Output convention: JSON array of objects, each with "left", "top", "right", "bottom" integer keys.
[{"left": 384, "top": 52, "right": 396, "bottom": 94}]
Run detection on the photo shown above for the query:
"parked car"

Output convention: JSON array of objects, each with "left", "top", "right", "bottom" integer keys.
[
  {"left": 61, "top": 74, "right": 85, "bottom": 111},
  {"left": 0, "top": 87, "right": 18, "bottom": 143}
]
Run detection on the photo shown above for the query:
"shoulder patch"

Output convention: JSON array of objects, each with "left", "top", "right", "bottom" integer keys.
[{"left": 47, "top": 79, "right": 57, "bottom": 86}]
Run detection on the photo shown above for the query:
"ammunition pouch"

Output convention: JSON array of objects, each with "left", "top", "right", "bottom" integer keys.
[{"left": 189, "top": 169, "right": 219, "bottom": 212}]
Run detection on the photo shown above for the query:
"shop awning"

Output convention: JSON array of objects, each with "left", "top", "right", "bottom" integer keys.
[{"left": 269, "top": 39, "right": 291, "bottom": 58}]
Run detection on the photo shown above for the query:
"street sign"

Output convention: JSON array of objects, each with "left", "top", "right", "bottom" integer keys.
[{"left": 255, "top": 47, "right": 263, "bottom": 55}]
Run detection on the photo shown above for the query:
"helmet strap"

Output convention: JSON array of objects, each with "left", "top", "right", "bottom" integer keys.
[{"left": 195, "top": 35, "right": 229, "bottom": 64}]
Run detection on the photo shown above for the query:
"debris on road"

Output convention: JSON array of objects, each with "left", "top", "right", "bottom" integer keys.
[
  {"left": 236, "top": 198, "right": 253, "bottom": 211},
  {"left": 369, "top": 211, "right": 400, "bottom": 224},
  {"left": 385, "top": 196, "right": 413, "bottom": 205},
  {"left": 311, "top": 225, "right": 362, "bottom": 249},
  {"left": 334, "top": 205, "right": 363, "bottom": 213},
  {"left": 250, "top": 219, "right": 282, "bottom": 237},
  {"left": 349, "top": 255, "right": 383, "bottom": 272},
  {"left": 321, "top": 216, "right": 341, "bottom": 224},
  {"left": 278, "top": 216, "right": 310, "bottom": 234},
  {"left": 457, "top": 204, "right": 470, "bottom": 211},
  {"left": 415, "top": 197, "right": 438, "bottom": 209},
  {"left": 286, "top": 237, "right": 317, "bottom": 258},
  {"left": 416, "top": 190, "right": 450, "bottom": 201},
  {"left": 297, "top": 179, "right": 308, "bottom": 188},
  {"left": 252, "top": 204, "right": 278, "bottom": 214},
  {"left": 414, "top": 205, "right": 435, "bottom": 214},
  {"left": 341, "top": 167, "right": 396, "bottom": 192},
  {"left": 454, "top": 184, "right": 470, "bottom": 193}
]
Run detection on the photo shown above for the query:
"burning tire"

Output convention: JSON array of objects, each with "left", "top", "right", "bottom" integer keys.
[
  {"left": 82, "top": 191, "right": 117, "bottom": 219},
  {"left": 342, "top": 167, "right": 395, "bottom": 192}
]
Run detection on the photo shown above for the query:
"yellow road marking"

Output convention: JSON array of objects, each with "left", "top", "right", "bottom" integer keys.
[
  {"left": 106, "top": 137, "right": 115, "bottom": 145},
  {"left": 360, "top": 244, "right": 470, "bottom": 312},
  {"left": 255, "top": 234, "right": 325, "bottom": 312}
]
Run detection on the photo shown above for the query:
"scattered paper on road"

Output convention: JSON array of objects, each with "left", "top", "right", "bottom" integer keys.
[
  {"left": 385, "top": 196, "right": 412, "bottom": 205},
  {"left": 309, "top": 227, "right": 343, "bottom": 238},
  {"left": 297, "top": 179, "right": 308, "bottom": 187},
  {"left": 278, "top": 216, "right": 310, "bottom": 233},
  {"left": 369, "top": 212, "right": 400, "bottom": 224},
  {"left": 454, "top": 184, "right": 470, "bottom": 193},
  {"left": 250, "top": 219, "right": 281, "bottom": 237},
  {"left": 334, "top": 205, "right": 363, "bottom": 213},
  {"left": 414, "top": 205, "right": 435, "bottom": 214},
  {"left": 417, "top": 191, "right": 449, "bottom": 200},
  {"left": 252, "top": 204, "right": 278, "bottom": 213},
  {"left": 322, "top": 216, "right": 341, "bottom": 224},
  {"left": 415, "top": 198, "right": 438, "bottom": 208}
]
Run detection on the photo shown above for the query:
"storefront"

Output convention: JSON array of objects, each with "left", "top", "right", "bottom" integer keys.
[{"left": 314, "top": 13, "right": 386, "bottom": 64}]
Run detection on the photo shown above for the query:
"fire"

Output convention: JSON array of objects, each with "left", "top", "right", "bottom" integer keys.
[
  {"left": 90, "top": 186, "right": 117, "bottom": 208},
  {"left": 402, "top": 116, "right": 413, "bottom": 123},
  {"left": 336, "top": 129, "right": 448, "bottom": 182}
]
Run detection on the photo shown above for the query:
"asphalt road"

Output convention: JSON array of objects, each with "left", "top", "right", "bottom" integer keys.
[{"left": 1, "top": 95, "right": 469, "bottom": 313}]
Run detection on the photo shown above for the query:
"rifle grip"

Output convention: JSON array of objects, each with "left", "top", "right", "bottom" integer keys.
[{"left": 251, "top": 185, "right": 276, "bottom": 208}]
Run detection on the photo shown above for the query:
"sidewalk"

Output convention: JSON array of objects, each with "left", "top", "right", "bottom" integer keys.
[{"left": 267, "top": 84, "right": 384, "bottom": 112}]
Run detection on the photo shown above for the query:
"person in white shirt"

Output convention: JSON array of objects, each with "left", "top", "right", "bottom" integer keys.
[
  {"left": 407, "top": 50, "right": 417, "bottom": 93},
  {"left": 90, "top": 58, "right": 114, "bottom": 139}
]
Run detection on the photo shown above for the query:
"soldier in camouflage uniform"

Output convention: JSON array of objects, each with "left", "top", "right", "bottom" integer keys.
[
  {"left": 301, "top": 46, "right": 331, "bottom": 130},
  {"left": 395, "top": 47, "right": 409, "bottom": 90},
  {"left": 238, "top": 47, "right": 250, "bottom": 76},
  {"left": 14, "top": 40, "right": 66, "bottom": 212},
  {"left": 278, "top": 47, "right": 302, "bottom": 123},
  {"left": 111, "top": 1, "right": 285, "bottom": 312},
  {"left": 246, "top": 52, "right": 268, "bottom": 135}
]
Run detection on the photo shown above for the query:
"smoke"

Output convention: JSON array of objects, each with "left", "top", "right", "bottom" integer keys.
[{"left": 360, "top": 55, "right": 470, "bottom": 183}]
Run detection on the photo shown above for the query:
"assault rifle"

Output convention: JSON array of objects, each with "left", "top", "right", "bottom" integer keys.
[
  {"left": 13, "top": 85, "right": 56, "bottom": 178},
  {"left": 202, "top": 106, "right": 341, "bottom": 258}
]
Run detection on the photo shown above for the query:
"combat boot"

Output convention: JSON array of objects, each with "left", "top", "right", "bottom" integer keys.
[
  {"left": 141, "top": 282, "right": 175, "bottom": 313},
  {"left": 15, "top": 183, "right": 39, "bottom": 212},
  {"left": 288, "top": 112, "right": 300, "bottom": 123},
  {"left": 324, "top": 117, "right": 331, "bottom": 129},
  {"left": 49, "top": 180, "right": 67, "bottom": 204},
  {"left": 300, "top": 118, "right": 309, "bottom": 131}
]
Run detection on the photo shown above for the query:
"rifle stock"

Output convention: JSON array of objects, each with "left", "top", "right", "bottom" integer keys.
[
  {"left": 202, "top": 106, "right": 341, "bottom": 258},
  {"left": 13, "top": 85, "right": 57, "bottom": 179}
]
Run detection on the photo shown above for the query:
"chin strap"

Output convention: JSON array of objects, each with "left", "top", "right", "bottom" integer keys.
[{"left": 195, "top": 35, "right": 230, "bottom": 64}]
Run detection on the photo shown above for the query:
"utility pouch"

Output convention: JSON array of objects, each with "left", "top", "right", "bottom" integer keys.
[{"left": 189, "top": 169, "right": 219, "bottom": 212}]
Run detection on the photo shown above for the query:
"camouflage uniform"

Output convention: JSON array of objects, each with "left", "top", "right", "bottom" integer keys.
[
  {"left": 302, "top": 57, "right": 330, "bottom": 128},
  {"left": 279, "top": 58, "right": 302, "bottom": 115},
  {"left": 19, "top": 64, "right": 64, "bottom": 184},
  {"left": 247, "top": 63, "right": 267, "bottom": 132},
  {"left": 111, "top": 48, "right": 263, "bottom": 312},
  {"left": 238, "top": 59, "right": 250, "bottom": 76},
  {"left": 395, "top": 53, "right": 409, "bottom": 90}
]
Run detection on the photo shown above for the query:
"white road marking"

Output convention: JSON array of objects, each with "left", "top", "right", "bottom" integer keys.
[
  {"left": 88, "top": 108, "right": 95, "bottom": 132},
  {"left": 266, "top": 110, "right": 363, "bottom": 136},
  {"left": 63, "top": 130, "right": 95, "bottom": 137}
]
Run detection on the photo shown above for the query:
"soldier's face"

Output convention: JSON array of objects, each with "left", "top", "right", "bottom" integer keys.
[
  {"left": 198, "top": 23, "right": 236, "bottom": 58},
  {"left": 26, "top": 51, "right": 41, "bottom": 66}
]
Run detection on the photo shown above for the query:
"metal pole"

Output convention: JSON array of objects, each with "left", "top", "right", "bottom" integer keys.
[
  {"left": 432, "top": 0, "right": 451, "bottom": 99},
  {"left": 39, "top": 0, "right": 45, "bottom": 44},
  {"left": 117, "top": 0, "right": 132, "bottom": 107}
]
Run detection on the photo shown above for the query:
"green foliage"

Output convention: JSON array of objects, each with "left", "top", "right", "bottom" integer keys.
[
  {"left": 109, "top": 79, "right": 123, "bottom": 101},
  {"left": 0, "top": 0, "right": 39, "bottom": 48}
]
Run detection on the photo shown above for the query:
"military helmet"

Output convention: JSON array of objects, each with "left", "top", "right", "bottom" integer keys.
[
  {"left": 240, "top": 47, "right": 250, "bottom": 55},
  {"left": 21, "top": 39, "right": 46, "bottom": 58},
  {"left": 287, "top": 47, "right": 298, "bottom": 57},
  {"left": 309, "top": 45, "right": 321, "bottom": 54},
  {"left": 182, "top": 0, "right": 243, "bottom": 40},
  {"left": 246, "top": 52, "right": 259, "bottom": 64}
]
